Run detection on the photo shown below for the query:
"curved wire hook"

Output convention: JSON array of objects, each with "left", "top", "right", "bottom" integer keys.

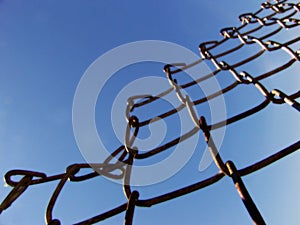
[{"left": 4, "top": 170, "right": 47, "bottom": 187}]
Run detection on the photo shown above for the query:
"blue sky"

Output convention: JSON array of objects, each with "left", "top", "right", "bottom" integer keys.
[{"left": 0, "top": 1, "right": 299, "bottom": 225}]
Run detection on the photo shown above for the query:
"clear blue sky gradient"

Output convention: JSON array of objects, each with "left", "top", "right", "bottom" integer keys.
[{"left": 0, "top": 1, "right": 299, "bottom": 225}]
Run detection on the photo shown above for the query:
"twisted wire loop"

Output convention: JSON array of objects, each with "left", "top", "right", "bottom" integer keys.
[{"left": 1, "top": 1, "right": 299, "bottom": 224}]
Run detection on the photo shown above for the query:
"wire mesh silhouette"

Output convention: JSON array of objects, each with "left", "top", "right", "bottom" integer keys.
[{"left": 1, "top": 1, "right": 299, "bottom": 224}]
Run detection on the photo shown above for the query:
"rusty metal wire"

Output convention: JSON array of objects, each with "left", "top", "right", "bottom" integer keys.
[{"left": 1, "top": 1, "right": 299, "bottom": 224}]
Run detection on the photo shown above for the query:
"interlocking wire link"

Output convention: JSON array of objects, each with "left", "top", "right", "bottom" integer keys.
[
  {"left": 1, "top": 1, "right": 299, "bottom": 224},
  {"left": 226, "top": 161, "right": 266, "bottom": 225}
]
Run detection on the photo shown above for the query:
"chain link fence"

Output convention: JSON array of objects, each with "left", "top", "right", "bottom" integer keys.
[{"left": 1, "top": 1, "right": 300, "bottom": 224}]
